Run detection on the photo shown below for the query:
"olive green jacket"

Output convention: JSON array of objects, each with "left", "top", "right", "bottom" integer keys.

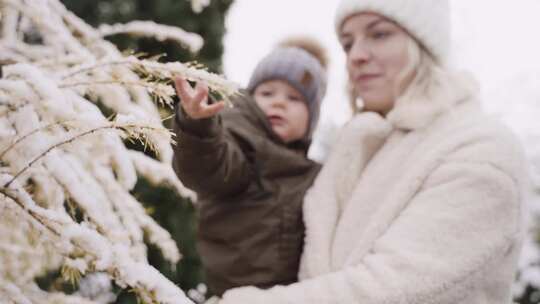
[{"left": 172, "top": 93, "right": 321, "bottom": 296}]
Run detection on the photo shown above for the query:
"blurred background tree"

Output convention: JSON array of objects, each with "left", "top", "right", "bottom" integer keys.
[
  {"left": 60, "top": 0, "right": 234, "bottom": 302},
  {"left": 62, "top": 0, "right": 232, "bottom": 72}
]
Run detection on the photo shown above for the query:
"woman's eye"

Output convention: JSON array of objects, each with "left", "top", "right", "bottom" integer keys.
[
  {"left": 340, "top": 38, "right": 353, "bottom": 52},
  {"left": 371, "top": 30, "right": 391, "bottom": 40},
  {"left": 341, "top": 42, "right": 352, "bottom": 53}
]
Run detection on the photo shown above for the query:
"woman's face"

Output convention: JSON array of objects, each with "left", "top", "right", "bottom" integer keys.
[{"left": 339, "top": 13, "right": 415, "bottom": 115}]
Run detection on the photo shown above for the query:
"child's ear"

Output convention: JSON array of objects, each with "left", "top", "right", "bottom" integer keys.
[{"left": 301, "top": 71, "right": 313, "bottom": 87}]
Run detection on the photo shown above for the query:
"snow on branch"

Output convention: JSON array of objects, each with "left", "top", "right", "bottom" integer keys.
[
  {"left": 190, "top": 0, "right": 211, "bottom": 14},
  {"left": 99, "top": 21, "right": 204, "bottom": 53},
  {"left": 0, "top": 175, "right": 192, "bottom": 304},
  {"left": 129, "top": 150, "right": 197, "bottom": 201},
  {"left": 0, "top": 0, "right": 239, "bottom": 302},
  {"left": 3, "top": 115, "right": 172, "bottom": 188}
]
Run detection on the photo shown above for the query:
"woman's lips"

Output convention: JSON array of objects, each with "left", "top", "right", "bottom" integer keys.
[{"left": 355, "top": 74, "right": 381, "bottom": 83}]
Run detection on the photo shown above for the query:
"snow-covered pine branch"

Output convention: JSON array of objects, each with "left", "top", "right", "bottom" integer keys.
[
  {"left": 98, "top": 21, "right": 204, "bottom": 53},
  {"left": 189, "top": 0, "right": 211, "bottom": 14},
  {"left": 0, "top": 0, "right": 239, "bottom": 303}
]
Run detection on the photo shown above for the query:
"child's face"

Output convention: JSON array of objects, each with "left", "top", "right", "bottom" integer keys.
[{"left": 253, "top": 80, "right": 309, "bottom": 143}]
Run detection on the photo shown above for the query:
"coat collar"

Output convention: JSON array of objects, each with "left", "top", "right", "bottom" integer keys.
[{"left": 385, "top": 71, "right": 478, "bottom": 131}]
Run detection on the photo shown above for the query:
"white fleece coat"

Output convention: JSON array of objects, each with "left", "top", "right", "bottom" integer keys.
[{"left": 219, "top": 91, "right": 528, "bottom": 304}]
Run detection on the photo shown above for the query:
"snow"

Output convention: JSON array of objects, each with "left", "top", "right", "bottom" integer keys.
[
  {"left": 0, "top": 0, "right": 231, "bottom": 303},
  {"left": 99, "top": 21, "right": 204, "bottom": 53}
]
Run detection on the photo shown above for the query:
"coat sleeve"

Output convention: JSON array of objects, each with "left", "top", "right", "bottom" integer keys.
[
  {"left": 171, "top": 106, "right": 252, "bottom": 199},
  {"left": 219, "top": 159, "right": 524, "bottom": 303}
]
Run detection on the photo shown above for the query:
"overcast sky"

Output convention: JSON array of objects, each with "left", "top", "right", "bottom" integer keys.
[{"left": 222, "top": 0, "right": 540, "bottom": 153}]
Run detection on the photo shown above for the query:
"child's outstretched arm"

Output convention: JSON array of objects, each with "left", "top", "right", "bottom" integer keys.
[{"left": 172, "top": 77, "right": 252, "bottom": 200}]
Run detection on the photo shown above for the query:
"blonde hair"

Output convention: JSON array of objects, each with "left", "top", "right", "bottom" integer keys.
[{"left": 397, "top": 39, "right": 478, "bottom": 111}]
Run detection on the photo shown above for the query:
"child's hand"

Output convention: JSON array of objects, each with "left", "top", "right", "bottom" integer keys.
[{"left": 174, "top": 77, "right": 225, "bottom": 119}]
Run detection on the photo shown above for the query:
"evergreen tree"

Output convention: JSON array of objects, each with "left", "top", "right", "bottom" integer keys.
[
  {"left": 60, "top": 0, "right": 234, "bottom": 301},
  {"left": 62, "top": 0, "right": 232, "bottom": 72}
]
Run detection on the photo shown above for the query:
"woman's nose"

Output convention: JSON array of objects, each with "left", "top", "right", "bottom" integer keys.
[{"left": 349, "top": 41, "right": 371, "bottom": 64}]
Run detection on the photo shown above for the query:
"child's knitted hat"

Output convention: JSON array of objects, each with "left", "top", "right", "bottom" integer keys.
[{"left": 247, "top": 37, "right": 328, "bottom": 140}]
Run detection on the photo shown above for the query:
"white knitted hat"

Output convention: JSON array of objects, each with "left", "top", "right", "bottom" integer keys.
[{"left": 334, "top": 0, "right": 451, "bottom": 63}]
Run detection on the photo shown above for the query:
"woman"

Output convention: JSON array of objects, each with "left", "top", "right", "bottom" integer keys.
[{"left": 217, "top": 0, "right": 528, "bottom": 303}]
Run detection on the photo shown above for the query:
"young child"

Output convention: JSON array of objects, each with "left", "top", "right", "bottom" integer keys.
[{"left": 172, "top": 37, "right": 328, "bottom": 296}]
